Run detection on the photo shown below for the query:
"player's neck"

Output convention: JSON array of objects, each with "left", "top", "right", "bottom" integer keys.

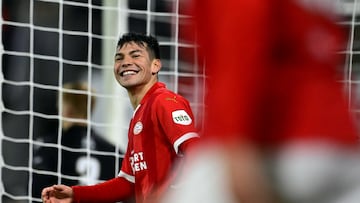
[{"left": 127, "top": 81, "right": 157, "bottom": 109}]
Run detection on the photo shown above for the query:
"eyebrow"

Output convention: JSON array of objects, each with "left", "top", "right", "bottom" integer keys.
[{"left": 115, "top": 49, "right": 144, "bottom": 57}]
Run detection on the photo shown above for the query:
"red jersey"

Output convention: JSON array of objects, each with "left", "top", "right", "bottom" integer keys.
[
  {"left": 118, "top": 82, "right": 199, "bottom": 203},
  {"left": 193, "top": 0, "right": 359, "bottom": 148}
]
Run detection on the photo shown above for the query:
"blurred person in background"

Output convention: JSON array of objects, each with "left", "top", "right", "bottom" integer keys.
[
  {"left": 41, "top": 33, "right": 200, "bottom": 203},
  {"left": 161, "top": 0, "right": 360, "bottom": 203},
  {"left": 32, "top": 82, "right": 123, "bottom": 202}
]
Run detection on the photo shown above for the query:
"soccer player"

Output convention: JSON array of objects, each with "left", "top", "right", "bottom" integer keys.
[
  {"left": 161, "top": 0, "right": 360, "bottom": 203},
  {"left": 32, "top": 82, "right": 121, "bottom": 200},
  {"left": 41, "top": 33, "right": 200, "bottom": 203}
]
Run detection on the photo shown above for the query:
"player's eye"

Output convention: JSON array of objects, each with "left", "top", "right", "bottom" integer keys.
[{"left": 115, "top": 55, "right": 123, "bottom": 61}]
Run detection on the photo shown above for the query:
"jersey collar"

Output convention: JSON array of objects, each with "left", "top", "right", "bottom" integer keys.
[{"left": 139, "top": 82, "right": 166, "bottom": 106}]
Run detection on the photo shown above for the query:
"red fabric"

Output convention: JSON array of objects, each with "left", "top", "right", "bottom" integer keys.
[
  {"left": 72, "top": 177, "right": 134, "bottom": 203},
  {"left": 192, "top": 0, "right": 359, "bottom": 149},
  {"left": 120, "top": 82, "right": 199, "bottom": 203},
  {"left": 178, "top": 136, "right": 200, "bottom": 155}
]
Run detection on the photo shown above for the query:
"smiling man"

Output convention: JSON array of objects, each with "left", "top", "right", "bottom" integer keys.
[{"left": 41, "top": 33, "right": 200, "bottom": 203}]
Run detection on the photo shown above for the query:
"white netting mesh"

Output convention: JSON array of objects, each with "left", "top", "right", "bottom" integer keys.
[
  {"left": 1, "top": 0, "right": 359, "bottom": 203},
  {"left": 0, "top": 0, "right": 203, "bottom": 202}
]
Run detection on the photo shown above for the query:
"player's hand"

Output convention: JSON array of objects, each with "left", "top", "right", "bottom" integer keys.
[{"left": 41, "top": 184, "right": 73, "bottom": 203}]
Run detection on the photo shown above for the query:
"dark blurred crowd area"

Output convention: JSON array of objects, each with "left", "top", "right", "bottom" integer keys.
[{"left": 2, "top": 0, "right": 103, "bottom": 202}]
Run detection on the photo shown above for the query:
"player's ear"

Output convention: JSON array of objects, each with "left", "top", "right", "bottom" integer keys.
[{"left": 151, "top": 59, "right": 161, "bottom": 75}]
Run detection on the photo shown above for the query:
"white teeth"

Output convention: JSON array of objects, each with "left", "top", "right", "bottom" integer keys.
[{"left": 122, "top": 70, "right": 137, "bottom": 76}]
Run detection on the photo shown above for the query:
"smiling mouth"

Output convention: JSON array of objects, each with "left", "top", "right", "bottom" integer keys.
[{"left": 120, "top": 70, "right": 139, "bottom": 76}]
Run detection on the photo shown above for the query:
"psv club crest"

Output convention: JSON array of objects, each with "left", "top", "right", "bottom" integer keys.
[{"left": 133, "top": 121, "right": 143, "bottom": 135}]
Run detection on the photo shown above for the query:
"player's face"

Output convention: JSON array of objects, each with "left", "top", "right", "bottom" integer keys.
[{"left": 113, "top": 42, "right": 161, "bottom": 91}]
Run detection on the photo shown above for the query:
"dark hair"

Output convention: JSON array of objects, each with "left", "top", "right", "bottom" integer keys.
[{"left": 117, "top": 33, "right": 160, "bottom": 60}]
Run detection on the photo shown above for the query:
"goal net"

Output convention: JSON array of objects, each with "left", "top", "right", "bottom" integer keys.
[
  {"left": 0, "top": 0, "right": 359, "bottom": 203},
  {"left": 0, "top": 0, "right": 203, "bottom": 202}
]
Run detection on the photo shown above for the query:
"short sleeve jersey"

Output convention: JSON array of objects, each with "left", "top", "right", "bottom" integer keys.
[{"left": 118, "top": 82, "right": 199, "bottom": 203}]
